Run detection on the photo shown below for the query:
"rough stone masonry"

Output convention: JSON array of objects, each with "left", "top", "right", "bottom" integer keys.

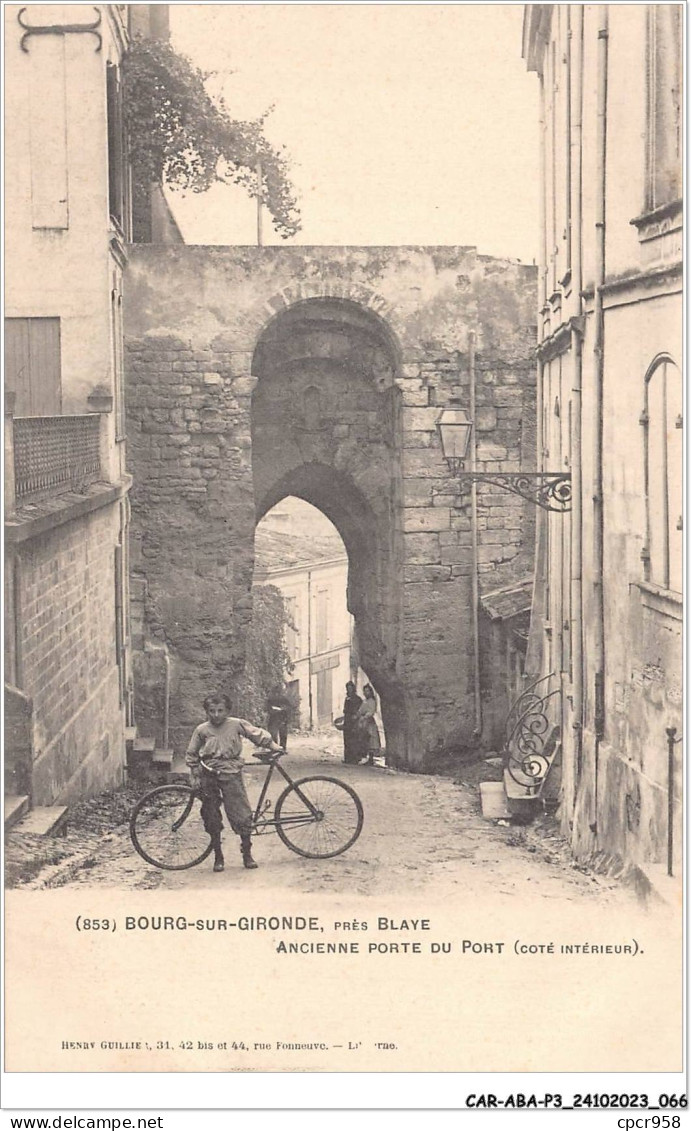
[{"left": 124, "top": 245, "right": 536, "bottom": 770}]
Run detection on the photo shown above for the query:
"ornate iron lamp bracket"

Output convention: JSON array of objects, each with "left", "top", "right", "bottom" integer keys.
[
  {"left": 449, "top": 468, "right": 572, "bottom": 513},
  {"left": 17, "top": 6, "right": 102, "bottom": 52}
]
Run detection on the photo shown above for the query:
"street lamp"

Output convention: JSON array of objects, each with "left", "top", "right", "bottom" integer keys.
[
  {"left": 436, "top": 406, "right": 572, "bottom": 513},
  {"left": 435, "top": 405, "right": 473, "bottom": 472}
]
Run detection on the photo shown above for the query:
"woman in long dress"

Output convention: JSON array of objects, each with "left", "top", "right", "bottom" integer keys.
[
  {"left": 342, "top": 681, "right": 363, "bottom": 765},
  {"left": 355, "top": 683, "right": 381, "bottom": 766}
]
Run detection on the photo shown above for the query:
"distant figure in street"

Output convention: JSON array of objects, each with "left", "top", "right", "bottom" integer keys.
[
  {"left": 342, "top": 681, "right": 363, "bottom": 765},
  {"left": 266, "top": 684, "right": 291, "bottom": 751},
  {"left": 186, "top": 692, "right": 282, "bottom": 873},
  {"left": 356, "top": 683, "right": 381, "bottom": 767}
]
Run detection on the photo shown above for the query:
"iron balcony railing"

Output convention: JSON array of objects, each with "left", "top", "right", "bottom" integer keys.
[{"left": 13, "top": 414, "right": 102, "bottom": 503}]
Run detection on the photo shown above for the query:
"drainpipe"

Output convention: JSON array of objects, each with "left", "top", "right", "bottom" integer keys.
[
  {"left": 531, "top": 353, "right": 547, "bottom": 681},
  {"left": 570, "top": 321, "right": 584, "bottom": 777},
  {"left": 592, "top": 7, "right": 609, "bottom": 829},
  {"left": 144, "top": 642, "right": 170, "bottom": 750},
  {"left": 306, "top": 569, "right": 314, "bottom": 730},
  {"left": 5, "top": 391, "right": 16, "bottom": 520},
  {"left": 538, "top": 61, "right": 548, "bottom": 313},
  {"left": 529, "top": 63, "right": 548, "bottom": 684},
  {"left": 469, "top": 331, "right": 482, "bottom": 739},
  {"left": 570, "top": 3, "right": 585, "bottom": 782}
]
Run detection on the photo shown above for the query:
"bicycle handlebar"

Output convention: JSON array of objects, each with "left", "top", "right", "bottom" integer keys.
[
  {"left": 255, "top": 748, "right": 287, "bottom": 762},
  {"left": 197, "top": 749, "right": 286, "bottom": 775}
]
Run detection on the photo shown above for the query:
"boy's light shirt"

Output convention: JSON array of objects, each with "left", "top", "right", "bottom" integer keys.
[{"left": 185, "top": 717, "right": 274, "bottom": 776}]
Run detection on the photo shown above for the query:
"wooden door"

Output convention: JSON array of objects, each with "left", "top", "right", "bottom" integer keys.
[
  {"left": 286, "top": 679, "right": 300, "bottom": 723},
  {"left": 316, "top": 669, "right": 333, "bottom": 726}
]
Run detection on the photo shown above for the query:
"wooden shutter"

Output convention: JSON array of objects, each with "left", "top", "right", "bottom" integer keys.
[
  {"left": 107, "top": 63, "right": 124, "bottom": 228},
  {"left": 315, "top": 587, "right": 329, "bottom": 653},
  {"left": 316, "top": 668, "right": 333, "bottom": 725},
  {"left": 29, "top": 37, "right": 68, "bottom": 229},
  {"left": 4, "top": 317, "right": 61, "bottom": 416}
]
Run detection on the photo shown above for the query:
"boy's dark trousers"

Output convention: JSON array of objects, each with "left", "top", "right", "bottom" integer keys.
[
  {"left": 198, "top": 769, "right": 253, "bottom": 848},
  {"left": 268, "top": 719, "right": 288, "bottom": 749}
]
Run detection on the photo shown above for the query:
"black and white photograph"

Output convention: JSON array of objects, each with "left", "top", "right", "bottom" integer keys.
[{"left": 3, "top": 0, "right": 684, "bottom": 1113}]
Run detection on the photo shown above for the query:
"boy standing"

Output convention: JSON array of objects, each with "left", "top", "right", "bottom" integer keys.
[{"left": 185, "top": 693, "right": 283, "bottom": 873}]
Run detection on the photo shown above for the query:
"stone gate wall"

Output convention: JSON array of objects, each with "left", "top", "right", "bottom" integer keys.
[{"left": 125, "top": 246, "right": 536, "bottom": 767}]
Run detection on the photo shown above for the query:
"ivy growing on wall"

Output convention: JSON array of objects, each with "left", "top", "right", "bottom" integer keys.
[
  {"left": 122, "top": 35, "right": 301, "bottom": 239},
  {"left": 239, "top": 585, "right": 295, "bottom": 723}
]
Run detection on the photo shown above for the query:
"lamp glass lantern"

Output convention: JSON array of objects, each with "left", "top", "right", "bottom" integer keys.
[{"left": 436, "top": 405, "right": 473, "bottom": 468}]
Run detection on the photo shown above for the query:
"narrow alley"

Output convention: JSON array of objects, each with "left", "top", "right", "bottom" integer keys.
[{"left": 8, "top": 737, "right": 634, "bottom": 910}]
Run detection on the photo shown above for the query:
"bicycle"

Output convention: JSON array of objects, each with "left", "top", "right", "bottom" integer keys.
[{"left": 129, "top": 751, "right": 364, "bottom": 870}]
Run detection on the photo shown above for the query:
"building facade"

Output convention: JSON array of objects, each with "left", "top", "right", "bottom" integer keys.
[
  {"left": 254, "top": 503, "right": 353, "bottom": 729},
  {"left": 4, "top": 4, "right": 140, "bottom": 813},
  {"left": 254, "top": 553, "right": 353, "bottom": 731},
  {"left": 523, "top": 5, "right": 682, "bottom": 878}
]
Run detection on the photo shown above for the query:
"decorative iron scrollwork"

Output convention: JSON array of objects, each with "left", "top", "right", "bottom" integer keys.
[
  {"left": 17, "top": 6, "right": 102, "bottom": 53},
  {"left": 504, "top": 673, "right": 553, "bottom": 744},
  {"left": 503, "top": 674, "right": 561, "bottom": 794},
  {"left": 451, "top": 470, "right": 572, "bottom": 512}
]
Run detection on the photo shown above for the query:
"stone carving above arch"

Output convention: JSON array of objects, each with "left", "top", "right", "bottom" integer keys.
[
  {"left": 250, "top": 291, "right": 403, "bottom": 395},
  {"left": 249, "top": 286, "right": 400, "bottom": 368},
  {"left": 264, "top": 280, "right": 395, "bottom": 321}
]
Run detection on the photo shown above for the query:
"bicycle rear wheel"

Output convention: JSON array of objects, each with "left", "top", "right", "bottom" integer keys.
[
  {"left": 274, "top": 776, "right": 364, "bottom": 859},
  {"left": 130, "top": 784, "right": 213, "bottom": 870}
]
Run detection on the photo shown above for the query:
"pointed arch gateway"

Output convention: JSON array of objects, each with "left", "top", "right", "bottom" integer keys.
[
  {"left": 251, "top": 297, "right": 412, "bottom": 765},
  {"left": 125, "top": 245, "right": 538, "bottom": 770}
]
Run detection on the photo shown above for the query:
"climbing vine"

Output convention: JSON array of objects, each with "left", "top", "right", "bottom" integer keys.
[
  {"left": 122, "top": 35, "right": 301, "bottom": 239},
  {"left": 239, "top": 586, "right": 295, "bottom": 723}
]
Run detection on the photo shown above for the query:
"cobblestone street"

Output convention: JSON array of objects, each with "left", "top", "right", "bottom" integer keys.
[{"left": 8, "top": 736, "right": 636, "bottom": 911}]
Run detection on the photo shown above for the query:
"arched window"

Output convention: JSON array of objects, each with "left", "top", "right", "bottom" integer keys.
[
  {"left": 302, "top": 385, "right": 322, "bottom": 430},
  {"left": 643, "top": 358, "right": 682, "bottom": 592}
]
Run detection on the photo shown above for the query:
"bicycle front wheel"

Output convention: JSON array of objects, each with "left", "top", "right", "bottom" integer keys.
[
  {"left": 130, "top": 784, "right": 213, "bottom": 870},
  {"left": 274, "top": 776, "right": 364, "bottom": 859}
]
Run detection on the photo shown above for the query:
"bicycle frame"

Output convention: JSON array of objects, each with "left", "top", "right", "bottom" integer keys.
[
  {"left": 131, "top": 759, "right": 363, "bottom": 870},
  {"left": 190, "top": 757, "right": 322, "bottom": 837},
  {"left": 243, "top": 758, "right": 322, "bottom": 835}
]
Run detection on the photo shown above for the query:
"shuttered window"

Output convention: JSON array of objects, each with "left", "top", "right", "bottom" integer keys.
[
  {"left": 106, "top": 63, "right": 125, "bottom": 231},
  {"left": 646, "top": 6, "right": 682, "bottom": 210},
  {"left": 284, "top": 595, "right": 299, "bottom": 660},
  {"left": 4, "top": 317, "right": 62, "bottom": 416},
  {"left": 644, "top": 358, "right": 682, "bottom": 593},
  {"left": 315, "top": 587, "right": 330, "bottom": 652},
  {"left": 29, "top": 37, "right": 69, "bottom": 229}
]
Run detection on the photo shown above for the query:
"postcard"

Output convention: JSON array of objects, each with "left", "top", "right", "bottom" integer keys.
[{"left": 3, "top": 0, "right": 684, "bottom": 1111}]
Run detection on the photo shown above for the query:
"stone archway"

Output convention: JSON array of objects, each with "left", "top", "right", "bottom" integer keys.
[
  {"left": 125, "top": 244, "right": 537, "bottom": 767},
  {"left": 251, "top": 298, "right": 410, "bottom": 764},
  {"left": 256, "top": 464, "right": 408, "bottom": 764}
]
